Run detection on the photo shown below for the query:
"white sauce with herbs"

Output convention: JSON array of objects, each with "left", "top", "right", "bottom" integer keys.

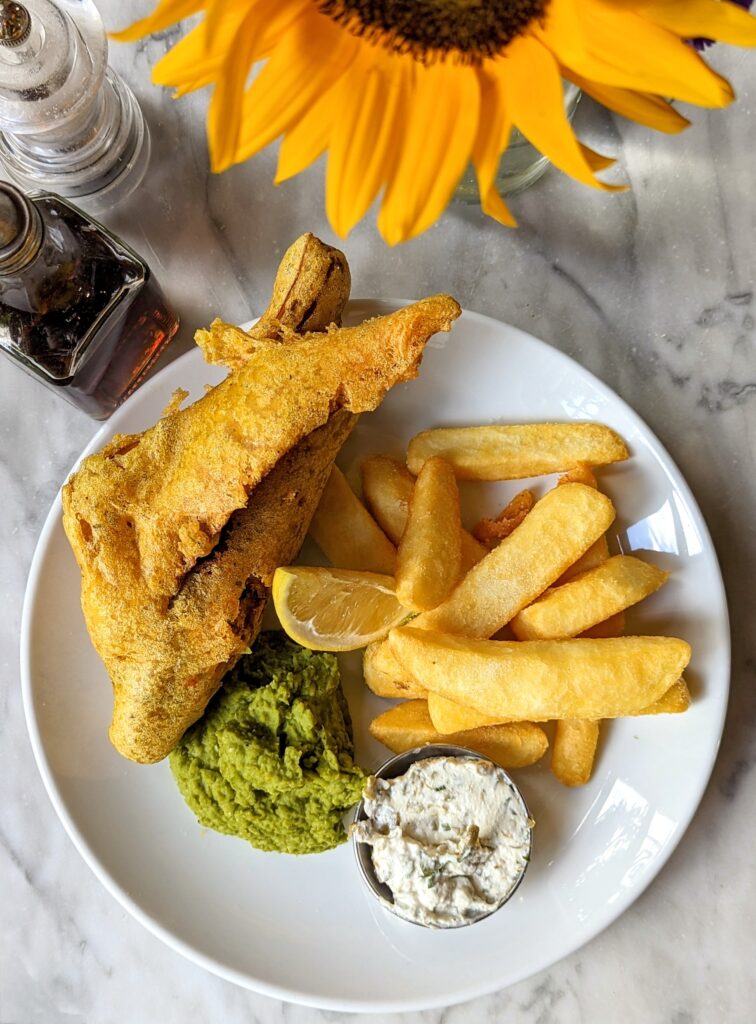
[{"left": 353, "top": 756, "right": 532, "bottom": 928}]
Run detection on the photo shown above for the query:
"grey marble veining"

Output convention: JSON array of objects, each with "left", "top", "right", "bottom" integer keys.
[{"left": 2, "top": 4, "right": 755, "bottom": 1022}]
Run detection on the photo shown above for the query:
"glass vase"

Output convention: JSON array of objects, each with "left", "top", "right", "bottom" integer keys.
[{"left": 455, "top": 84, "right": 581, "bottom": 203}]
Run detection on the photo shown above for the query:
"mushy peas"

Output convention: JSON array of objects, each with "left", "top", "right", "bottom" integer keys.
[{"left": 170, "top": 632, "right": 366, "bottom": 854}]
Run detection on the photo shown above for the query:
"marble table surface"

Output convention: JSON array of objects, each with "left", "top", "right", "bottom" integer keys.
[{"left": 3, "top": 5, "right": 755, "bottom": 1022}]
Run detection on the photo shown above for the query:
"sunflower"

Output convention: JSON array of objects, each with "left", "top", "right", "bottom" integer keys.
[{"left": 114, "top": 0, "right": 756, "bottom": 244}]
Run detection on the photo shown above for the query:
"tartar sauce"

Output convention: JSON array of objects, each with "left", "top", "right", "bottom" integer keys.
[{"left": 353, "top": 756, "right": 532, "bottom": 928}]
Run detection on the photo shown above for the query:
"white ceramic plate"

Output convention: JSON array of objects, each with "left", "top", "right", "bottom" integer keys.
[{"left": 21, "top": 302, "right": 729, "bottom": 1012}]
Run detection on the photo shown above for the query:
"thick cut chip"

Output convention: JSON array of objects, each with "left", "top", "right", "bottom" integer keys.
[
  {"left": 551, "top": 720, "right": 601, "bottom": 787},
  {"left": 557, "top": 463, "right": 599, "bottom": 488},
  {"left": 415, "top": 483, "right": 616, "bottom": 637},
  {"left": 427, "top": 679, "right": 690, "bottom": 733},
  {"left": 363, "top": 640, "right": 428, "bottom": 699},
  {"left": 557, "top": 535, "right": 610, "bottom": 584},
  {"left": 511, "top": 555, "right": 669, "bottom": 641},
  {"left": 361, "top": 456, "right": 414, "bottom": 545},
  {"left": 407, "top": 423, "right": 629, "bottom": 480},
  {"left": 552, "top": 464, "right": 612, "bottom": 780},
  {"left": 649, "top": 678, "right": 691, "bottom": 713},
  {"left": 427, "top": 692, "right": 501, "bottom": 734},
  {"left": 369, "top": 700, "right": 548, "bottom": 769},
  {"left": 361, "top": 455, "right": 486, "bottom": 571},
  {"left": 555, "top": 463, "right": 612, "bottom": 583},
  {"left": 389, "top": 628, "right": 691, "bottom": 721},
  {"left": 396, "top": 457, "right": 462, "bottom": 612},
  {"left": 473, "top": 489, "right": 535, "bottom": 549},
  {"left": 579, "top": 611, "right": 626, "bottom": 639},
  {"left": 309, "top": 465, "right": 396, "bottom": 574}
]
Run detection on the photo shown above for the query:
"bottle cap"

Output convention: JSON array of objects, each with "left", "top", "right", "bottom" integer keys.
[
  {"left": 0, "top": 2, "right": 31, "bottom": 47},
  {"left": 0, "top": 180, "right": 41, "bottom": 271}
]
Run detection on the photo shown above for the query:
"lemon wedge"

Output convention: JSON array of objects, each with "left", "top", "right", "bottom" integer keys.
[{"left": 272, "top": 567, "right": 408, "bottom": 651}]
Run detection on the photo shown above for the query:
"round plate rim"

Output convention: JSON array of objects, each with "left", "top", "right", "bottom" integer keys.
[{"left": 20, "top": 299, "right": 730, "bottom": 1012}]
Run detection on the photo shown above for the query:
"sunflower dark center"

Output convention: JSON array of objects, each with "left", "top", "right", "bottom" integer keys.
[{"left": 317, "top": 0, "right": 548, "bottom": 61}]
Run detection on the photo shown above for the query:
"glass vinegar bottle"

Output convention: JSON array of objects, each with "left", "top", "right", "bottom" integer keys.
[{"left": 0, "top": 182, "right": 179, "bottom": 417}]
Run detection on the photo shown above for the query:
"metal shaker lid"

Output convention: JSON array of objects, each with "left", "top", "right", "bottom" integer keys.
[{"left": 0, "top": 2, "right": 31, "bottom": 47}]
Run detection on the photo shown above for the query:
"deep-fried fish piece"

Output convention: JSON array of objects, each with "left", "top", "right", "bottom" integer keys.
[
  {"left": 65, "top": 231, "right": 354, "bottom": 764},
  {"left": 195, "top": 233, "right": 350, "bottom": 369},
  {"left": 63, "top": 295, "right": 461, "bottom": 763},
  {"left": 66, "top": 297, "right": 461, "bottom": 600},
  {"left": 96, "top": 411, "right": 355, "bottom": 764}
]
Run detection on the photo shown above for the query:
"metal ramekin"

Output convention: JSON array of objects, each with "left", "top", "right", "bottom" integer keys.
[{"left": 352, "top": 743, "right": 533, "bottom": 929}]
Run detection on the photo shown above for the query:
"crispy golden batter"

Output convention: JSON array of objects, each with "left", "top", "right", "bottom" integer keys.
[
  {"left": 195, "top": 233, "right": 351, "bottom": 369},
  {"left": 101, "top": 411, "right": 354, "bottom": 764},
  {"left": 67, "top": 297, "right": 461, "bottom": 601},
  {"left": 62, "top": 291, "right": 461, "bottom": 763}
]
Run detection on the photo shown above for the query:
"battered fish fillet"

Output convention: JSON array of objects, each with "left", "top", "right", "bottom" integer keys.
[{"left": 62, "top": 294, "right": 461, "bottom": 763}]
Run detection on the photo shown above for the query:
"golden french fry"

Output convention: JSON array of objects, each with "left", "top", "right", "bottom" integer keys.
[
  {"left": 645, "top": 678, "right": 691, "bottom": 713},
  {"left": 553, "top": 465, "right": 611, "bottom": 769},
  {"left": 395, "top": 457, "right": 462, "bottom": 612},
  {"left": 551, "top": 720, "right": 600, "bottom": 787},
  {"left": 428, "top": 692, "right": 501, "bottom": 734},
  {"left": 369, "top": 699, "right": 548, "bottom": 770},
  {"left": 361, "top": 456, "right": 414, "bottom": 545},
  {"left": 511, "top": 555, "right": 669, "bottom": 641},
  {"left": 363, "top": 641, "right": 427, "bottom": 699},
  {"left": 555, "top": 464, "right": 612, "bottom": 583},
  {"left": 473, "top": 489, "right": 535, "bottom": 549},
  {"left": 558, "top": 463, "right": 599, "bottom": 488},
  {"left": 309, "top": 465, "right": 396, "bottom": 573},
  {"left": 557, "top": 536, "right": 610, "bottom": 583},
  {"left": 579, "top": 611, "right": 626, "bottom": 639},
  {"left": 428, "top": 677, "right": 689, "bottom": 734},
  {"left": 407, "top": 423, "right": 629, "bottom": 480},
  {"left": 459, "top": 530, "right": 488, "bottom": 574},
  {"left": 361, "top": 455, "right": 486, "bottom": 572},
  {"left": 389, "top": 627, "right": 691, "bottom": 720},
  {"left": 415, "top": 483, "right": 615, "bottom": 637}
]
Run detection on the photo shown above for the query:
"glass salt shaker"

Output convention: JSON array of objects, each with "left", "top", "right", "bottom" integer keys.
[
  {"left": 0, "top": 0, "right": 150, "bottom": 211},
  {"left": 0, "top": 182, "right": 179, "bottom": 418}
]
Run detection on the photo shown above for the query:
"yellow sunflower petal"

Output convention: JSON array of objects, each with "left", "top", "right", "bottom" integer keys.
[
  {"left": 152, "top": 5, "right": 252, "bottom": 93},
  {"left": 558, "top": 0, "right": 734, "bottom": 107},
  {"left": 204, "top": 0, "right": 250, "bottom": 50},
  {"left": 632, "top": 0, "right": 756, "bottom": 46},
  {"left": 208, "top": 0, "right": 309, "bottom": 169},
  {"left": 275, "top": 87, "right": 338, "bottom": 182},
  {"left": 579, "top": 143, "right": 615, "bottom": 172},
  {"left": 502, "top": 36, "right": 619, "bottom": 192},
  {"left": 537, "top": 0, "right": 588, "bottom": 61},
  {"left": 233, "top": 15, "right": 359, "bottom": 168},
  {"left": 378, "top": 61, "right": 480, "bottom": 246},
  {"left": 208, "top": 9, "right": 262, "bottom": 172},
  {"left": 472, "top": 64, "right": 516, "bottom": 228},
  {"left": 153, "top": 24, "right": 215, "bottom": 93},
  {"left": 204, "top": 0, "right": 307, "bottom": 53},
  {"left": 326, "top": 54, "right": 410, "bottom": 238},
  {"left": 154, "top": 0, "right": 311, "bottom": 94},
  {"left": 109, "top": 0, "right": 201, "bottom": 42},
  {"left": 567, "top": 72, "right": 690, "bottom": 133}
]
